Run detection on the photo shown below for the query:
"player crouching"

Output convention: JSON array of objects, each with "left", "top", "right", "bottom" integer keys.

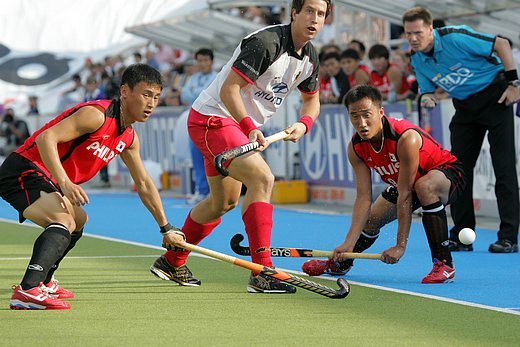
[{"left": 303, "top": 85, "right": 466, "bottom": 284}]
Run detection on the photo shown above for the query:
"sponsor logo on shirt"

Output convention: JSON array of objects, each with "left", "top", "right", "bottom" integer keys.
[
  {"left": 432, "top": 67, "right": 474, "bottom": 92},
  {"left": 240, "top": 60, "right": 259, "bottom": 76},
  {"left": 373, "top": 154, "right": 400, "bottom": 187},
  {"left": 253, "top": 81, "right": 289, "bottom": 106},
  {"left": 272, "top": 82, "right": 288, "bottom": 94},
  {"left": 86, "top": 140, "right": 127, "bottom": 162}
]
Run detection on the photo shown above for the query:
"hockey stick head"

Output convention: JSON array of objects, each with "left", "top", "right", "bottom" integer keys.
[
  {"left": 334, "top": 278, "right": 350, "bottom": 299},
  {"left": 214, "top": 142, "right": 260, "bottom": 176},
  {"left": 230, "top": 233, "right": 250, "bottom": 255},
  {"left": 214, "top": 154, "right": 230, "bottom": 176}
]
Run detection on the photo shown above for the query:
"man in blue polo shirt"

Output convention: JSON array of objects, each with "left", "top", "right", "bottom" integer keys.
[
  {"left": 402, "top": 7, "right": 520, "bottom": 253},
  {"left": 181, "top": 48, "right": 218, "bottom": 205}
]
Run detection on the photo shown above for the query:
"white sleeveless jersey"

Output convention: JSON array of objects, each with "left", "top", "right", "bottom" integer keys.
[{"left": 192, "top": 24, "right": 320, "bottom": 127}]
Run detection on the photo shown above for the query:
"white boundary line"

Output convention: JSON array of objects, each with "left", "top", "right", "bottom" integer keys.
[
  {"left": 2, "top": 217, "right": 518, "bottom": 315},
  {"left": 342, "top": 278, "right": 520, "bottom": 316}
]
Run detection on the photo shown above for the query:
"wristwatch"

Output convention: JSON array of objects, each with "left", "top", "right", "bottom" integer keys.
[{"left": 508, "top": 80, "right": 520, "bottom": 87}]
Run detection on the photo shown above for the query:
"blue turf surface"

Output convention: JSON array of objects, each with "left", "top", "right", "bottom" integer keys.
[{"left": 1, "top": 192, "right": 518, "bottom": 311}]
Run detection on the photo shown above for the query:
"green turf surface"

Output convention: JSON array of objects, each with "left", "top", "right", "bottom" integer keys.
[{"left": 1, "top": 221, "right": 518, "bottom": 346}]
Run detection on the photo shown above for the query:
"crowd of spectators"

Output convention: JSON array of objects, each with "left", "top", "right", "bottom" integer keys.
[
  {"left": 0, "top": 5, "right": 439, "bottom": 160},
  {"left": 6, "top": 5, "right": 519, "bottom": 147}
]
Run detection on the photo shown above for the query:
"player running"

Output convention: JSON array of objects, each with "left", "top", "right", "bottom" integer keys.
[
  {"left": 0, "top": 64, "right": 185, "bottom": 310},
  {"left": 151, "top": 0, "right": 331, "bottom": 294},
  {"left": 303, "top": 85, "right": 466, "bottom": 283}
]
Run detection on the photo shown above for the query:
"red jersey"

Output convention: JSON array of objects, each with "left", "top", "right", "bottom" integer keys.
[
  {"left": 16, "top": 100, "right": 134, "bottom": 185},
  {"left": 351, "top": 116, "right": 458, "bottom": 187},
  {"left": 319, "top": 76, "right": 335, "bottom": 99},
  {"left": 369, "top": 63, "right": 410, "bottom": 94},
  {"left": 348, "top": 64, "right": 370, "bottom": 88}
]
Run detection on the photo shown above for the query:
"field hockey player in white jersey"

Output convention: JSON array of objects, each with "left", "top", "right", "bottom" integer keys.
[{"left": 151, "top": 0, "right": 331, "bottom": 294}]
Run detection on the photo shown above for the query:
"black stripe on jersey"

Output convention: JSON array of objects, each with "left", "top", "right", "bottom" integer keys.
[
  {"left": 106, "top": 99, "right": 129, "bottom": 135},
  {"left": 60, "top": 133, "right": 90, "bottom": 163},
  {"left": 61, "top": 100, "right": 118, "bottom": 163},
  {"left": 484, "top": 55, "right": 500, "bottom": 65},
  {"left": 235, "top": 24, "right": 319, "bottom": 85},
  {"left": 106, "top": 100, "right": 117, "bottom": 119},
  {"left": 437, "top": 27, "right": 499, "bottom": 62},
  {"left": 382, "top": 117, "right": 399, "bottom": 141},
  {"left": 437, "top": 27, "right": 494, "bottom": 43},
  {"left": 236, "top": 25, "right": 292, "bottom": 82}
]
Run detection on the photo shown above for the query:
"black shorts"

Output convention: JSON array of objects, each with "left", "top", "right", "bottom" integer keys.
[
  {"left": 381, "top": 160, "right": 466, "bottom": 209},
  {"left": 0, "top": 153, "right": 62, "bottom": 223}
]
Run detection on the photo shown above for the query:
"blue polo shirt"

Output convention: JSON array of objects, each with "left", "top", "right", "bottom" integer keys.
[{"left": 411, "top": 25, "right": 504, "bottom": 100}]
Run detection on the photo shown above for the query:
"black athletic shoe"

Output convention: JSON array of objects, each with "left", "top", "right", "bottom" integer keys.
[
  {"left": 488, "top": 240, "right": 518, "bottom": 253},
  {"left": 150, "top": 256, "right": 201, "bottom": 286},
  {"left": 447, "top": 240, "right": 473, "bottom": 252},
  {"left": 247, "top": 272, "right": 296, "bottom": 294}
]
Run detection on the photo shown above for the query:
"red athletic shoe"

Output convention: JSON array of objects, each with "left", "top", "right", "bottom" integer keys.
[
  {"left": 302, "top": 259, "right": 351, "bottom": 276},
  {"left": 42, "top": 278, "right": 75, "bottom": 299},
  {"left": 421, "top": 260, "right": 455, "bottom": 284},
  {"left": 10, "top": 284, "right": 71, "bottom": 310}
]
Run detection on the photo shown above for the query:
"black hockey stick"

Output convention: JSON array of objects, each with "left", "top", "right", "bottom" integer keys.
[
  {"left": 230, "top": 233, "right": 381, "bottom": 259},
  {"left": 214, "top": 130, "right": 289, "bottom": 176},
  {"left": 176, "top": 240, "right": 350, "bottom": 299}
]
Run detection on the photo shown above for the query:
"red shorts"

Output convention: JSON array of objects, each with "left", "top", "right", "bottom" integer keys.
[{"left": 187, "top": 108, "right": 248, "bottom": 176}]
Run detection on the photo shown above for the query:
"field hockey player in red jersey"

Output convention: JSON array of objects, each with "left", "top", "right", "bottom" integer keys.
[
  {"left": 0, "top": 64, "right": 185, "bottom": 309},
  {"left": 303, "top": 85, "right": 467, "bottom": 284}
]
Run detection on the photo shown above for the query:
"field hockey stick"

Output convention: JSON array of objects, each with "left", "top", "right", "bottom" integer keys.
[
  {"left": 176, "top": 240, "right": 350, "bottom": 299},
  {"left": 230, "top": 233, "right": 381, "bottom": 260},
  {"left": 214, "top": 130, "right": 290, "bottom": 176}
]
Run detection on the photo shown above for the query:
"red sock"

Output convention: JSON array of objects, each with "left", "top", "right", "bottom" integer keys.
[
  {"left": 242, "top": 202, "right": 273, "bottom": 272},
  {"left": 163, "top": 213, "right": 221, "bottom": 267}
]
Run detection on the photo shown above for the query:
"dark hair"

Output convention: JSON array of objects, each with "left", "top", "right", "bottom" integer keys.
[
  {"left": 121, "top": 63, "right": 163, "bottom": 89},
  {"left": 343, "top": 85, "right": 383, "bottom": 109},
  {"left": 322, "top": 51, "right": 340, "bottom": 62},
  {"left": 195, "top": 48, "right": 214, "bottom": 61},
  {"left": 432, "top": 18, "right": 446, "bottom": 28},
  {"left": 340, "top": 48, "right": 360, "bottom": 61},
  {"left": 402, "top": 7, "right": 433, "bottom": 26},
  {"left": 349, "top": 39, "right": 366, "bottom": 54},
  {"left": 368, "top": 44, "right": 390, "bottom": 60},
  {"left": 291, "top": 0, "right": 332, "bottom": 21}
]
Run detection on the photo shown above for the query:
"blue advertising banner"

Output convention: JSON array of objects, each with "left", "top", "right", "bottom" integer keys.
[{"left": 299, "top": 102, "right": 444, "bottom": 188}]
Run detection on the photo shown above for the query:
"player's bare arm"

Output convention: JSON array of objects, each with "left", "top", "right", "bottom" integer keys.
[
  {"left": 355, "top": 68, "right": 370, "bottom": 85},
  {"left": 285, "top": 90, "right": 320, "bottom": 142},
  {"left": 381, "top": 130, "right": 421, "bottom": 264},
  {"left": 35, "top": 105, "right": 105, "bottom": 206},
  {"left": 220, "top": 70, "right": 268, "bottom": 148},
  {"left": 121, "top": 135, "right": 164, "bottom": 224},
  {"left": 333, "top": 143, "right": 373, "bottom": 261},
  {"left": 120, "top": 134, "right": 184, "bottom": 244}
]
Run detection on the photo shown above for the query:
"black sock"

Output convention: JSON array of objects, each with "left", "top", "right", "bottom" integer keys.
[
  {"left": 20, "top": 224, "right": 71, "bottom": 290},
  {"left": 422, "top": 201, "right": 453, "bottom": 267},
  {"left": 338, "top": 230, "right": 380, "bottom": 269},
  {"left": 44, "top": 228, "right": 83, "bottom": 284}
]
